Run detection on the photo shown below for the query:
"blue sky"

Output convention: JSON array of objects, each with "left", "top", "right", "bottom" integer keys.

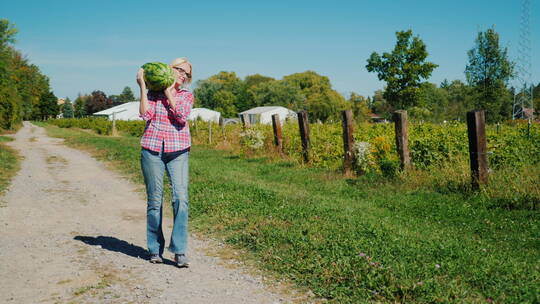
[{"left": 1, "top": 0, "right": 538, "bottom": 100}]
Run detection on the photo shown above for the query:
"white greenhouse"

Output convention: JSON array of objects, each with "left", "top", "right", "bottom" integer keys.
[
  {"left": 238, "top": 106, "right": 297, "bottom": 125},
  {"left": 93, "top": 102, "right": 141, "bottom": 121},
  {"left": 188, "top": 108, "right": 221, "bottom": 123}
]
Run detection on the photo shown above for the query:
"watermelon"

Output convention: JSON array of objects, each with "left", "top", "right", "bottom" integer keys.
[{"left": 141, "top": 62, "right": 175, "bottom": 91}]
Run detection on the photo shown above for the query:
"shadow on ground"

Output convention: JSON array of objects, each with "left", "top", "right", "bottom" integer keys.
[{"left": 74, "top": 235, "right": 178, "bottom": 265}]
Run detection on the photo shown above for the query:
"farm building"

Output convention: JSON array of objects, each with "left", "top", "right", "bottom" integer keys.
[
  {"left": 93, "top": 102, "right": 141, "bottom": 121},
  {"left": 238, "top": 106, "right": 297, "bottom": 125},
  {"left": 188, "top": 108, "right": 221, "bottom": 123}
]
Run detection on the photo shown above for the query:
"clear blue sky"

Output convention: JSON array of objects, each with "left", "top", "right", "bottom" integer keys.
[{"left": 2, "top": 0, "right": 538, "bottom": 100}]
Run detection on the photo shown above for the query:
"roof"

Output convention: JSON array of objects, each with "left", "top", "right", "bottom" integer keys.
[
  {"left": 188, "top": 108, "right": 221, "bottom": 121},
  {"left": 239, "top": 106, "right": 292, "bottom": 115},
  {"left": 93, "top": 102, "right": 139, "bottom": 115},
  {"left": 93, "top": 102, "right": 142, "bottom": 120}
]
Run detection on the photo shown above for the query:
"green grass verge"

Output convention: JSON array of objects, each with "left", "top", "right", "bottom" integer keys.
[
  {"left": 38, "top": 122, "right": 540, "bottom": 303},
  {"left": 0, "top": 135, "right": 20, "bottom": 196}
]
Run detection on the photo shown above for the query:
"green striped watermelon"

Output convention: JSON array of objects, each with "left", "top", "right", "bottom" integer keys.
[{"left": 141, "top": 62, "right": 175, "bottom": 91}]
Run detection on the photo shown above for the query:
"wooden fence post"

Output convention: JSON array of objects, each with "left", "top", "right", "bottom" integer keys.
[
  {"left": 208, "top": 121, "right": 212, "bottom": 144},
  {"left": 241, "top": 114, "right": 250, "bottom": 128},
  {"left": 111, "top": 112, "right": 117, "bottom": 136},
  {"left": 341, "top": 110, "right": 355, "bottom": 175},
  {"left": 393, "top": 110, "right": 410, "bottom": 170},
  {"left": 271, "top": 114, "right": 283, "bottom": 154},
  {"left": 297, "top": 110, "right": 310, "bottom": 163},
  {"left": 219, "top": 116, "right": 225, "bottom": 136},
  {"left": 467, "top": 110, "right": 488, "bottom": 190}
]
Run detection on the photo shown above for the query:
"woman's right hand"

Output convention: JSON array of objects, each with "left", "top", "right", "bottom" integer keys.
[{"left": 136, "top": 68, "right": 146, "bottom": 88}]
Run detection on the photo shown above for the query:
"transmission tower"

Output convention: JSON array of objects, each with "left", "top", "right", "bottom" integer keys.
[{"left": 512, "top": 0, "right": 534, "bottom": 120}]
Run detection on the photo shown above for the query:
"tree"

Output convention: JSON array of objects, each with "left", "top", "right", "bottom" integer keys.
[
  {"left": 118, "top": 86, "right": 135, "bottom": 103},
  {"left": 366, "top": 30, "right": 438, "bottom": 110},
  {"left": 73, "top": 94, "right": 88, "bottom": 118},
  {"left": 193, "top": 72, "right": 244, "bottom": 116},
  {"left": 38, "top": 91, "right": 59, "bottom": 120},
  {"left": 283, "top": 71, "right": 348, "bottom": 122},
  {"left": 0, "top": 19, "right": 17, "bottom": 48},
  {"left": 465, "top": 27, "right": 514, "bottom": 122},
  {"left": 348, "top": 93, "right": 371, "bottom": 123},
  {"left": 370, "top": 89, "right": 392, "bottom": 119},
  {"left": 62, "top": 97, "right": 74, "bottom": 118},
  {"left": 85, "top": 90, "right": 111, "bottom": 114},
  {"left": 239, "top": 74, "right": 275, "bottom": 110},
  {"left": 250, "top": 80, "right": 305, "bottom": 110}
]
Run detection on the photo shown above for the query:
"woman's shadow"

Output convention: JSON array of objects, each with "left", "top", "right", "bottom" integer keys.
[{"left": 74, "top": 235, "right": 176, "bottom": 266}]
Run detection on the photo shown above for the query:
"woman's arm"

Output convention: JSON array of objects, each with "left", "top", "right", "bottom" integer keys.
[
  {"left": 165, "top": 88, "right": 193, "bottom": 125},
  {"left": 137, "top": 68, "right": 154, "bottom": 120}
]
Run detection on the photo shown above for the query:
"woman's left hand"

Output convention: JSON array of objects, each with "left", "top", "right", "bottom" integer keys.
[{"left": 165, "top": 82, "right": 177, "bottom": 108}]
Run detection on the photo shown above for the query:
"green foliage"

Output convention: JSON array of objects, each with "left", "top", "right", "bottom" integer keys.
[
  {"left": 194, "top": 71, "right": 243, "bottom": 117},
  {"left": 119, "top": 86, "right": 135, "bottom": 102},
  {"left": 73, "top": 94, "right": 88, "bottom": 118},
  {"left": 0, "top": 19, "right": 54, "bottom": 127},
  {"left": 465, "top": 27, "right": 515, "bottom": 123},
  {"left": 283, "top": 71, "right": 349, "bottom": 122},
  {"left": 348, "top": 93, "right": 371, "bottom": 123},
  {"left": 38, "top": 91, "right": 59, "bottom": 119},
  {"left": 0, "top": 19, "right": 17, "bottom": 47},
  {"left": 366, "top": 30, "right": 438, "bottom": 110},
  {"left": 250, "top": 80, "right": 305, "bottom": 109},
  {"left": 62, "top": 97, "right": 74, "bottom": 118},
  {"left": 195, "top": 71, "right": 348, "bottom": 122}
]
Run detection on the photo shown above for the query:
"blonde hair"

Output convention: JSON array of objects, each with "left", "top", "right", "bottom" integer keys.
[{"left": 170, "top": 57, "right": 193, "bottom": 84}]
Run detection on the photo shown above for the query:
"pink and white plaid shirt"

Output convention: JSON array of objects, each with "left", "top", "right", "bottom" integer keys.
[{"left": 140, "top": 89, "right": 194, "bottom": 153}]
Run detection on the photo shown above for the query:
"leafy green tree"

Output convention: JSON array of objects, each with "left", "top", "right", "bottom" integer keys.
[
  {"left": 73, "top": 94, "right": 88, "bottom": 118},
  {"left": 38, "top": 91, "right": 59, "bottom": 120},
  {"left": 239, "top": 74, "right": 275, "bottom": 110},
  {"left": 441, "top": 80, "right": 474, "bottom": 121},
  {"left": 283, "top": 71, "right": 348, "bottom": 122},
  {"left": 193, "top": 80, "right": 222, "bottom": 109},
  {"left": 119, "top": 86, "right": 135, "bottom": 103},
  {"left": 194, "top": 72, "right": 244, "bottom": 116},
  {"left": 62, "top": 97, "right": 74, "bottom": 118},
  {"left": 370, "top": 89, "right": 392, "bottom": 119},
  {"left": 213, "top": 90, "right": 237, "bottom": 117},
  {"left": 366, "top": 30, "right": 438, "bottom": 110},
  {"left": 0, "top": 19, "right": 17, "bottom": 48},
  {"left": 348, "top": 93, "right": 371, "bottom": 123},
  {"left": 0, "top": 19, "right": 54, "bottom": 126},
  {"left": 416, "top": 83, "right": 449, "bottom": 122},
  {"left": 250, "top": 80, "right": 305, "bottom": 110},
  {"left": 465, "top": 27, "right": 514, "bottom": 122}
]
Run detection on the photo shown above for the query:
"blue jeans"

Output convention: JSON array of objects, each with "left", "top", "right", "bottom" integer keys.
[{"left": 140, "top": 147, "right": 189, "bottom": 255}]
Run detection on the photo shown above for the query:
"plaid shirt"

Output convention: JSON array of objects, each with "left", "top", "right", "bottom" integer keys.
[{"left": 140, "top": 89, "right": 193, "bottom": 153}]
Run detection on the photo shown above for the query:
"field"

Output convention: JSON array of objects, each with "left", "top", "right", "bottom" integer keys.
[{"left": 36, "top": 121, "right": 540, "bottom": 303}]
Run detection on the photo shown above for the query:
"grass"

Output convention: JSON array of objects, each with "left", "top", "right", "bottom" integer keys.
[
  {"left": 38, "top": 122, "right": 540, "bottom": 303},
  {"left": 0, "top": 135, "right": 21, "bottom": 196}
]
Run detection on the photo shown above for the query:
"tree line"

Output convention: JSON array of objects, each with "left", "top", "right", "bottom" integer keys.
[
  {"left": 195, "top": 28, "right": 539, "bottom": 123},
  {"left": 64, "top": 86, "right": 135, "bottom": 118},
  {"left": 0, "top": 19, "right": 137, "bottom": 126},
  {"left": 0, "top": 19, "right": 58, "bottom": 129}
]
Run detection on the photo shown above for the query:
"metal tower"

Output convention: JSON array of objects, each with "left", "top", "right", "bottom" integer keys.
[{"left": 513, "top": 0, "right": 534, "bottom": 120}]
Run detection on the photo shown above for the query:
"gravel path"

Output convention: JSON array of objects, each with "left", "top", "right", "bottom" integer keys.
[{"left": 0, "top": 122, "right": 306, "bottom": 304}]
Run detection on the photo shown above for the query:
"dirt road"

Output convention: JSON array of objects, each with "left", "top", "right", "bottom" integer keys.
[{"left": 0, "top": 122, "right": 298, "bottom": 303}]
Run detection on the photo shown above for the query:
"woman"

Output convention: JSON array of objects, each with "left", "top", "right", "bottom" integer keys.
[{"left": 136, "top": 58, "right": 194, "bottom": 267}]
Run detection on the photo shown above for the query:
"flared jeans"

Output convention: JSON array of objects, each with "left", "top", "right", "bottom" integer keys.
[{"left": 140, "top": 147, "right": 189, "bottom": 255}]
